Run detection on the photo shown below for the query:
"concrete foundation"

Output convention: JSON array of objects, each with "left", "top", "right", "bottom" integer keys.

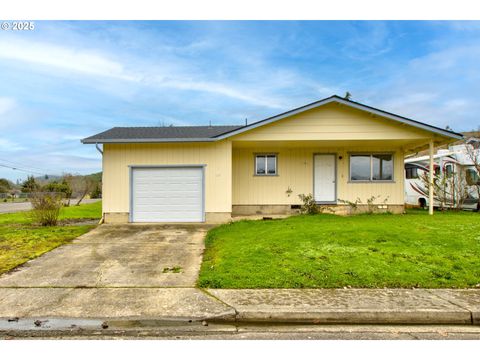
[
  {"left": 104, "top": 204, "right": 405, "bottom": 223},
  {"left": 232, "top": 205, "right": 296, "bottom": 216},
  {"left": 204, "top": 212, "right": 232, "bottom": 223},
  {"left": 103, "top": 212, "right": 232, "bottom": 224},
  {"left": 326, "top": 204, "right": 405, "bottom": 216},
  {"left": 104, "top": 212, "right": 129, "bottom": 223},
  {"left": 232, "top": 204, "right": 405, "bottom": 216}
]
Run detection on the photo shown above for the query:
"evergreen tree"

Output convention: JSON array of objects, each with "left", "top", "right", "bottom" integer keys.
[{"left": 21, "top": 176, "right": 39, "bottom": 193}]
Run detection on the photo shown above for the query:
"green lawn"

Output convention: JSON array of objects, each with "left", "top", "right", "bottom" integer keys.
[
  {"left": 198, "top": 210, "right": 480, "bottom": 289},
  {"left": 0, "top": 201, "right": 102, "bottom": 274}
]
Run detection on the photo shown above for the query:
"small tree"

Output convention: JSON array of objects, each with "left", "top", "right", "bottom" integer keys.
[
  {"left": 464, "top": 137, "right": 480, "bottom": 211},
  {"left": 0, "top": 178, "right": 11, "bottom": 193},
  {"left": 420, "top": 165, "right": 470, "bottom": 210},
  {"left": 21, "top": 175, "right": 39, "bottom": 193},
  {"left": 90, "top": 182, "right": 102, "bottom": 199},
  {"left": 30, "top": 192, "right": 64, "bottom": 226},
  {"left": 43, "top": 180, "right": 73, "bottom": 201},
  {"left": 75, "top": 176, "right": 95, "bottom": 205},
  {"left": 64, "top": 174, "right": 95, "bottom": 206}
]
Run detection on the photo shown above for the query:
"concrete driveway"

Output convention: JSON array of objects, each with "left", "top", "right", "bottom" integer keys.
[
  {"left": 0, "top": 224, "right": 236, "bottom": 321},
  {"left": 0, "top": 224, "right": 210, "bottom": 288}
]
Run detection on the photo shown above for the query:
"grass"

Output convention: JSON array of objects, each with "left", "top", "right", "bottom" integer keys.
[
  {"left": 0, "top": 201, "right": 102, "bottom": 274},
  {"left": 198, "top": 210, "right": 480, "bottom": 289},
  {"left": 0, "top": 201, "right": 102, "bottom": 225}
]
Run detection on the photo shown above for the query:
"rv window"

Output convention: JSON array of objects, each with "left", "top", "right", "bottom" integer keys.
[
  {"left": 445, "top": 164, "right": 453, "bottom": 177},
  {"left": 406, "top": 167, "right": 419, "bottom": 179},
  {"left": 350, "top": 154, "right": 393, "bottom": 182},
  {"left": 466, "top": 169, "right": 480, "bottom": 186}
]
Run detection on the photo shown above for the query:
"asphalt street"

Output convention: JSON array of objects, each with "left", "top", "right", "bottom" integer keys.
[{"left": 2, "top": 324, "right": 480, "bottom": 340}]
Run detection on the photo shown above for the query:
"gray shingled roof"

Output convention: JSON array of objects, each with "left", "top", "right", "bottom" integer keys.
[
  {"left": 82, "top": 95, "right": 463, "bottom": 144},
  {"left": 81, "top": 125, "right": 244, "bottom": 143}
]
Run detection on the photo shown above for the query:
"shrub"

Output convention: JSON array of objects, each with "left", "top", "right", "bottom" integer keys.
[
  {"left": 0, "top": 178, "right": 11, "bottom": 193},
  {"left": 298, "top": 193, "right": 318, "bottom": 215},
  {"left": 21, "top": 175, "right": 40, "bottom": 193},
  {"left": 90, "top": 183, "right": 102, "bottom": 199},
  {"left": 45, "top": 180, "right": 72, "bottom": 200},
  {"left": 30, "top": 192, "right": 64, "bottom": 226}
]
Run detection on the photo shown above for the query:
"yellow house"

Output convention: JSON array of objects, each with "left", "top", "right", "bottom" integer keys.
[{"left": 82, "top": 95, "right": 463, "bottom": 223}]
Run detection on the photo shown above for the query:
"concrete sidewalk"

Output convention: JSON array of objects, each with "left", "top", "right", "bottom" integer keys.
[{"left": 1, "top": 288, "right": 479, "bottom": 330}]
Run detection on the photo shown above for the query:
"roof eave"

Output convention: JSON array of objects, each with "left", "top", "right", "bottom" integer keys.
[
  {"left": 214, "top": 96, "right": 464, "bottom": 141},
  {"left": 81, "top": 95, "right": 464, "bottom": 144},
  {"left": 81, "top": 137, "right": 216, "bottom": 144}
]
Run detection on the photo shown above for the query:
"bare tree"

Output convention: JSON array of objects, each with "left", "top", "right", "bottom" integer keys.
[
  {"left": 62, "top": 173, "right": 74, "bottom": 206},
  {"left": 420, "top": 166, "right": 470, "bottom": 210},
  {"left": 464, "top": 135, "right": 480, "bottom": 211},
  {"left": 75, "top": 176, "right": 95, "bottom": 206}
]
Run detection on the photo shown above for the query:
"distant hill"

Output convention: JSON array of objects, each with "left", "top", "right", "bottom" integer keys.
[
  {"left": 34, "top": 172, "right": 102, "bottom": 186},
  {"left": 34, "top": 174, "right": 62, "bottom": 185},
  {"left": 86, "top": 172, "right": 102, "bottom": 182}
]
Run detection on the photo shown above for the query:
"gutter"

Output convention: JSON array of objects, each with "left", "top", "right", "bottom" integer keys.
[{"left": 82, "top": 137, "right": 216, "bottom": 144}]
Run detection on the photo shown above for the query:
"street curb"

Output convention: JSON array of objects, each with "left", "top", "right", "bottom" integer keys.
[
  {"left": 227, "top": 310, "right": 473, "bottom": 325},
  {"left": 205, "top": 289, "right": 480, "bottom": 326},
  {"left": 0, "top": 317, "right": 237, "bottom": 338}
]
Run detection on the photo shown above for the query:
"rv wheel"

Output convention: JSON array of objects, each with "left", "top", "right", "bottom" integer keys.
[{"left": 418, "top": 198, "right": 427, "bottom": 209}]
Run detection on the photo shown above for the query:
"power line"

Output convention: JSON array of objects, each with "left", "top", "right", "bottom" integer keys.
[
  {"left": 0, "top": 157, "right": 55, "bottom": 174},
  {"left": 0, "top": 163, "right": 47, "bottom": 176}
]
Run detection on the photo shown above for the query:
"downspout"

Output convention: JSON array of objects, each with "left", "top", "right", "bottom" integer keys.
[
  {"left": 95, "top": 142, "right": 103, "bottom": 155},
  {"left": 95, "top": 143, "right": 105, "bottom": 224}
]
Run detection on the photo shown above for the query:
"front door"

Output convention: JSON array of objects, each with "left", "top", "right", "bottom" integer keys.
[{"left": 314, "top": 154, "right": 336, "bottom": 203}]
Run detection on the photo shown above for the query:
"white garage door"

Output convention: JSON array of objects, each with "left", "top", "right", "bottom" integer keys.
[{"left": 131, "top": 167, "right": 204, "bottom": 222}]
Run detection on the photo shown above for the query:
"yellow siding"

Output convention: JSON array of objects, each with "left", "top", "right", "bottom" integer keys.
[
  {"left": 231, "top": 103, "right": 431, "bottom": 142},
  {"left": 100, "top": 102, "right": 432, "bottom": 218},
  {"left": 232, "top": 145, "right": 405, "bottom": 205},
  {"left": 102, "top": 141, "right": 232, "bottom": 214}
]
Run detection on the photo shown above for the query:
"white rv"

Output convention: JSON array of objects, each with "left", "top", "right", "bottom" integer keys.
[{"left": 404, "top": 139, "right": 480, "bottom": 210}]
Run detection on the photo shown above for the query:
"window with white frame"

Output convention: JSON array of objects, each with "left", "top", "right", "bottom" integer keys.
[
  {"left": 350, "top": 154, "right": 393, "bottom": 181},
  {"left": 255, "top": 154, "right": 277, "bottom": 176}
]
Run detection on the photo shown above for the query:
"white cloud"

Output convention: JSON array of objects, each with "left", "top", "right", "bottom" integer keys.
[
  {"left": 0, "top": 38, "right": 138, "bottom": 81},
  {"left": 0, "top": 37, "right": 328, "bottom": 110},
  {"left": 448, "top": 21, "right": 480, "bottom": 32},
  {"left": 0, "top": 97, "right": 16, "bottom": 115},
  {"left": 155, "top": 78, "right": 284, "bottom": 109},
  {"left": 0, "top": 139, "right": 26, "bottom": 151}
]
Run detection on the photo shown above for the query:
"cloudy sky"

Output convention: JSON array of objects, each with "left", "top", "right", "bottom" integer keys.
[{"left": 1, "top": 21, "right": 479, "bottom": 181}]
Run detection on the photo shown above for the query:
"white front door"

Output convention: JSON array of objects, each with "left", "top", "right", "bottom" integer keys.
[{"left": 314, "top": 154, "right": 336, "bottom": 203}]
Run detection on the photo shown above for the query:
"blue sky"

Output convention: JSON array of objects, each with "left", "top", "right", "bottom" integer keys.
[{"left": 1, "top": 20, "right": 480, "bottom": 181}]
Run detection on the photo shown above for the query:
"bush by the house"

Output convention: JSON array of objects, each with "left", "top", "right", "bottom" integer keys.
[{"left": 298, "top": 193, "right": 318, "bottom": 215}]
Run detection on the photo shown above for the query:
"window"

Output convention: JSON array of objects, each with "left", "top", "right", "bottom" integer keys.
[
  {"left": 466, "top": 169, "right": 480, "bottom": 186},
  {"left": 350, "top": 154, "right": 393, "bottom": 181},
  {"left": 405, "top": 165, "right": 419, "bottom": 179},
  {"left": 445, "top": 164, "right": 454, "bottom": 177},
  {"left": 255, "top": 154, "right": 277, "bottom": 175}
]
